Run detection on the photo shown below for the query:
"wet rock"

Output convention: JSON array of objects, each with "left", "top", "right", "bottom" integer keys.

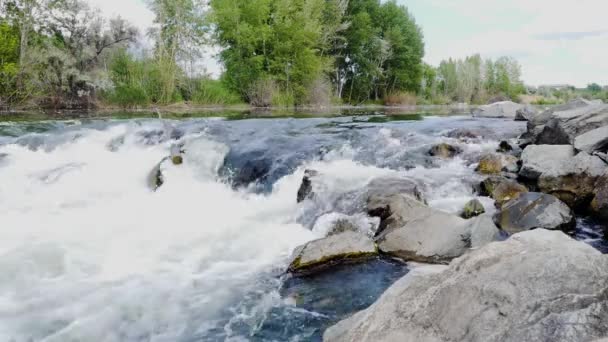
[
  {"left": 297, "top": 169, "right": 319, "bottom": 203},
  {"left": 444, "top": 127, "right": 494, "bottom": 140},
  {"left": 591, "top": 171, "right": 608, "bottom": 219},
  {"left": 574, "top": 125, "right": 608, "bottom": 154},
  {"left": 480, "top": 176, "right": 528, "bottom": 207},
  {"left": 327, "top": 219, "right": 359, "bottom": 236},
  {"left": 493, "top": 192, "right": 575, "bottom": 234},
  {"left": 497, "top": 140, "right": 513, "bottom": 153},
  {"left": 147, "top": 158, "right": 168, "bottom": 191},
  {"left": 461, "top": 199, "right": 485, "bottom": 219},
  {"left": 476, "top": 154, "right": 503, "bottom": 174},
  {"left": 476, "top": 154, "right": 518, "bottom": 174},
  {"left": 324, "top": 229, "right": 608, "bottom": 342},
  {"left": 428, "top": 143, "right": 462, "bottom": 158},
  {"left": 519, "top": 144, "right": 575, "bottom": 180},
  {"left": 221, "top": 149, "right": 273, "bottom": 189},
  {"left": 514, "top": 105, "right": 537, "bottom": 121},
  {"left": 287, "top": 231, "right": 377, "bottom": 276},
  {"left": 472, "top": 101, "right": 524, "bottom": 118},
  {"left": 537, "top": 152, "right": 606, "bottom": 208}
]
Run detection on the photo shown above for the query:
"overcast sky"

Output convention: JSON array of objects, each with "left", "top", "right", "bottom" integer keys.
[{"left": 88, "top": 0, "right": 608, "bottom": 87}]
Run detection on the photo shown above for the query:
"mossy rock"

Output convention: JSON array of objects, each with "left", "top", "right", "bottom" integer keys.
[
  {"left": 477, "top": 154, "right": 503, "bottom": 175},
  {"left": 288, "top": 231, "right": 378, "bottom": 276},
  {"left": 429, "top": 143, "right": 462, "bottom": 159},
  {"left": 461, "top": 199, "right": 485, "bottom": 219},
  {"left": 171, "top": 155, "right": 184, "bottom": 165}
]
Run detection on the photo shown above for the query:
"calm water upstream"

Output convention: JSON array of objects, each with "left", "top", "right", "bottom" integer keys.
[{"left": 0, "top": 112, "right": 605, "bottom": 341}]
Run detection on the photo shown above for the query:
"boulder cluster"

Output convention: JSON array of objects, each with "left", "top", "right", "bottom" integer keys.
[{"left": 289, "top": 99, "right": 608, "bottom": 342}]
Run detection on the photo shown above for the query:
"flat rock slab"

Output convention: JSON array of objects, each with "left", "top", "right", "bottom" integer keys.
[
  {"left": 493, "top": 192, "right": 575, "bottom": 234},
  {"left": 288, "top": 231, "right": 377, "bottom": 276},
  {"left": 574, "top": 125, "right": 608, "bottom": 154}
]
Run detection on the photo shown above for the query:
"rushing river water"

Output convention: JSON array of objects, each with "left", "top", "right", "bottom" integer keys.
[{"left": 0, "top": 113, "right": 606, "bottom": 341}]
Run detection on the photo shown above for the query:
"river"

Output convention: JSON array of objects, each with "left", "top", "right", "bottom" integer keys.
[{"left": 0, "top": 113, "right": 605, "bottom": 341}]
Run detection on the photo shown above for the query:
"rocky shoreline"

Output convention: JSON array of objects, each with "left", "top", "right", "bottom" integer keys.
[{"left": 286, "top": 99, "right": 608, "bottom": 341}]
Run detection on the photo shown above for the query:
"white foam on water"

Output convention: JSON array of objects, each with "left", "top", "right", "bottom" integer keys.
[{"left": 0, "top": 124, "right": 317, "bottom": 341}]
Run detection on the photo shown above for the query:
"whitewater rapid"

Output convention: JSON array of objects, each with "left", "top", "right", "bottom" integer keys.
[{"left": 1, "top": 115, "right": 599, "bottom": 341}]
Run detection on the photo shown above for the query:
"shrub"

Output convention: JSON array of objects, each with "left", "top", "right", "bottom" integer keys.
[
  {"left": 191, "top": 78, "right": 241, "bottom": 105},
  {"left": 302, "top": 77, "right": 331, "bottom": 108},
  {"left": 247, "top": 79, "right": 277, "bottom": 107},
  {"left": 383, "top": 92, "right": 417, "bottom": 106}
]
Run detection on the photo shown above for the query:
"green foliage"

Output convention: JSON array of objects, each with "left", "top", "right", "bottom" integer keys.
[
  {"left": 211, "top": 0, "right": 328, "bottom": 105},
  {"left": 337, "top": 0, "right": 424, "bottom": 103},
  {"left": 0, "top": 20, "right": 20, "bottom": 104},
  {"left": 189, "top": 78, "right": 242, "bottom": 105},
  {"left": 587, "top": 83, "right": 602, "bottom": 93},
  {"left": 431, "top": 54, "right": 525, "bottom": 104}
]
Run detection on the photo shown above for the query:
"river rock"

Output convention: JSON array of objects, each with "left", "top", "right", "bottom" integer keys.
[
  {"left": 591, "top": 171, "right": 608, "bottom": 219},
  {"left": 461, "top": 199, "right": 485, "bottom": 219},
  {"left": 368, "top": 194, "right": 429, "bottom": 235},
  {"left": 476, "top": 153, "right": 518, "bottom": 175},
  {"left": 493, "top": 192, "right": 575, "bottom": 234},
  {"left": 376, "top": 209, "right": 469, "bottom": 263},
  {"left": 429, "top": 143, "right": 462, "bottom": 158},
  {"left": 374, "top": 195, "right": 500, "bottom": 263},
  {"left": 574, "top": 125, "right": 608, "bottom": 154},
  {"left": 287, "top": 231, "right": 377, "bottom": 276},
  {"left": 324, "top": 229, "right": 608, "bottom": 342},
  {"left": 497, "top": 140, "right": 513, "bottom": 153},
  {"left": 297, "top": 169, "right": 319, "bottom": 203},
  {"left": 480, "top": 176, "right": 528, "bottom": 207},
  {"left": 519, "top": 144, "right": 575, "bottom": 180},
  {"left": 534, "top": 100, "right": 608, "bottom": 144},
  {"left": 147, "top": 158, "right": 168, "bottom": 191},
  {"left": 537, "top": 152, "right": 606, "bottom": 208},
  {"left": 514, "top": 105, "right": 537, "bottom": 121},
  {"left": 445, "top": 128, "right": 493, "bottom": 140},
  {"left": 472, "top": 101, "right": 524, "bottom": 118}
]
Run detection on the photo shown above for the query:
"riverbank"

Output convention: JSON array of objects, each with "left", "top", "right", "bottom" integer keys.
[{"left": 0, "top": 103, "right": 486, "bottom": 121}]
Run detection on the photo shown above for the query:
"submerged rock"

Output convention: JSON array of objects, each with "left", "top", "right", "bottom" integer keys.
[
  {"left": 493, "top": 192, "right": 575, "bottom": 234},
  {"left": 537, "top": 152, "right": 606, "bottom": 208},
  {"left": 519, "top": 144, "right": 575, "bottom": 180},
  {"left": 297, "top": 169, "right": 319, "bottom": 203},
  {"left": 472, "top": 101, "right": 524, "bottom": 118},
  {"left": 324, "top": 229, "right": 608, "bottom": 342},
  {"left": 444, "top": 128, "right": 491, "bottom": 140},
  {"left": 480, "top": 176, "right": 528, "bottom": 207},
  {"left": 461, "top": 199, "right": 485, "bottom": 219},
  {"left": 428, "top": 143, "right": 462, "bottom": 158},
  {"left": 497, "top": 140, "right": 513, "bottom": 153},
  {"left": 288, "top": 231, "right": 377, "bottom": 276},
  {"left": 574, "top": 125, "right": 608, "bottom": 154}
]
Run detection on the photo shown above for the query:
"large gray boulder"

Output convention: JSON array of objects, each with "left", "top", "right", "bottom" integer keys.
[
  {"left": 366, "top": 177, "right": 426, "bottom": 233},
  {"left": 324, "top": 229, "right": 608, "bottom": 342},
  {"left": 537, "top": 152, "right": 607, "bottom": 208},
  {"left": 375, "top": 195, "right": 500, "bottom": 263},
  {"left": 287, "top": 231, "right": 377, "bottom": 276},
  {"left": 493, "top": 192, "right": 575, "bottom": 234},
  {"left": 533, "top": 100, "right": 608, "bottom": 145},
  {"left": 574, "top": 125, "right": 608, "bottom": 154},
  {"left": 473, "top": 101, "right": 524, "bottom": 118},
  {"left": 519, "top": 145, "right": 575, "bottom": 180}
]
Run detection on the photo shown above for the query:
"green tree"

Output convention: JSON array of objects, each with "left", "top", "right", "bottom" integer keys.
[
  {"left": 587, "top": 83, "right": 602, "bottom": 93},
  {"left": 0, "top": 20, "right": 20, "bottom": 104}
]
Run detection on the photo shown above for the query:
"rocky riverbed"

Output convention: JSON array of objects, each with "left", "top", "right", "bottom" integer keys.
[{"left": 0, "top": 104, "right": 606, "bottom": 341}]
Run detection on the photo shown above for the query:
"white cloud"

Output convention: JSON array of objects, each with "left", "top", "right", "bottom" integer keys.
[{"left": 413, "top": 0, "right": 608, "bottom": 86}]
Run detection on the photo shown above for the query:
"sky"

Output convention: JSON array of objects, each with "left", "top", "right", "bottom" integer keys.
[{"left": 87, "top": 0, "right": 608, "bottom": 87}]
